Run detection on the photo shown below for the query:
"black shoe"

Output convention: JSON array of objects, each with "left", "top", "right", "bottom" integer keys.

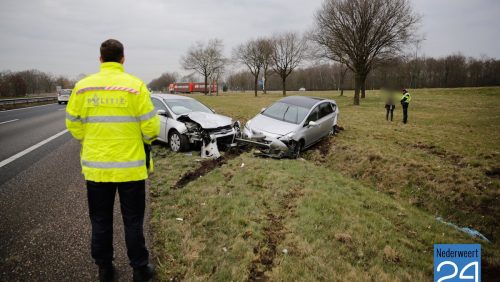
[
  {"left": 133, "top": 264, "right": 154, "bottom": 282},
  {"left": 98, "top": 264, "right": 114, "bottom": 282}
]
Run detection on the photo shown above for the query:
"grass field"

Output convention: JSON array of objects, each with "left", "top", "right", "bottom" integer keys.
[{"left": 149, "top": 88, "right": 499, "bottom": 281}]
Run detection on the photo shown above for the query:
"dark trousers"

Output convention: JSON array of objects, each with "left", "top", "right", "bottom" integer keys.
[
  {"left": 86, "top": 180, "right": 149, "bottom": 268},
  {"left": 402, "top": 103, "right": 409, "bottom": 123},
  {"left": 385, "top": 108, "right": 394, "bottom": 121}
]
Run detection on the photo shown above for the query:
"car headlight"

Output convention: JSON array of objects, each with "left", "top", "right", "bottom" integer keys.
[{"left": 279, "top": 132, "right": 294, "bottom": 141}]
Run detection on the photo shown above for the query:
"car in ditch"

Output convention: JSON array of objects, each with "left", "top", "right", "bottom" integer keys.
[
  {"left": 150, "top": 94, "right": 240, "bottom": 158},
  {"left": 239, "top": 96, "right": 339, "bottom": 158}
]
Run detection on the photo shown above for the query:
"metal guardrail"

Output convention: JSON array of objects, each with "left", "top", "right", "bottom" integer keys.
[{"left": 0, "top": 96, "right": 57, "bottom": 106}]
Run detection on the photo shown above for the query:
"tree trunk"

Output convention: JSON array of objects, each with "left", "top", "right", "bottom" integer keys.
[
  {"left": 339, "top": 67, "right": 347, "bottom": 97},
  {"left": 254, "top": 74, "right": 258, "bottom": 97},
  {"left": 361, "top": 74, "right": 366, "bottom": 99},
  {"left": 339, "top": 75, "right": 344, "bottom": 96},
  {"left": 263, "top": 68, "right": 268, "bottom": 94},
  {"left": 282, "top": 77, "right": 287, "bottom": 96},
  {"left": 204, "top": 75, "right": 208, "bottom": 95},
  {"left": 354, "top": 73, "right": 360, "bottom": 105},
  {"left": 216, "top": 80, "right": 219, "bottom": 96}
]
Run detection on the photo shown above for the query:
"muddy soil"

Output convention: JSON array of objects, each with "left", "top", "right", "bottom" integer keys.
[
  {"left": 485, "top": 167, "right": 500, "bottom": 179},
  {"left": 173, "top": 147, "right": 245, "bottom": 189},
  {"left": 248, "top": 187, "right": 303, "bottom": 281},
  {"left": 412, "top": 142, "right": 467, "bottom": 167}
]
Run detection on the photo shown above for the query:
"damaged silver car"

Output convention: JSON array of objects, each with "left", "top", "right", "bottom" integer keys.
[
  {"left": 151, "top": 94, "right": 240, "bottom": 158},
  {"left": 239, "top": 96, "right": 339, "bottom": 158}
]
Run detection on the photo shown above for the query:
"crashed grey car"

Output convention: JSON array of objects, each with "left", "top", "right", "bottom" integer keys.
[
  {"left": 239, "top": 96, "right": 339, "bottom": 158},
  {"left": 150, "top": 94, "right": 240, "bottom": 158}
]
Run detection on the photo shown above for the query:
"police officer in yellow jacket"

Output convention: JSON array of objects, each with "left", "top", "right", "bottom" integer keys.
[
  {"left": 66, "top": 39, "right": 159, "bottom": 282},
  {"left": 400, "top": 89, "right": 411, "bottom": 124}
]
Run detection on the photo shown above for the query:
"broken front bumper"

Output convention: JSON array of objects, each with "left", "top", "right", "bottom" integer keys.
[
  {"left": 182, "top": 121, "right": 241, "bottom": 159},
  {"left": 237, "top": 127, "right": 297, "bottom": 158}
]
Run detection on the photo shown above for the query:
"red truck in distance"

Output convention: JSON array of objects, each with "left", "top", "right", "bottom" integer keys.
[{"left": 168, "top": 82, "right": 217, "bottom": 94}]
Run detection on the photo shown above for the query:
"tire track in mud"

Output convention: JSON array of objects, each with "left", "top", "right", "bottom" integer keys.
[
  {"left": 172, "top": 147, "right": 246, "bottom": 189},
  {"left": 248, "top": 187, "right": 304, "bottom": 281}
]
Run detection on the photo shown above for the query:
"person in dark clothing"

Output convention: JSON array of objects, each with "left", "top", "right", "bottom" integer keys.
[
  {"left": 400, "top": 89, "right": 411, "bottom": 124},
  {"left": 385, "top": 96, "right": 396, "bottom": 121}
]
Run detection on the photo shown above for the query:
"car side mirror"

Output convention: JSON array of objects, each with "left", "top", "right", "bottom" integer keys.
[
  {"left": 260, "top": 107, "right": 266, "bottom": 113},
  {"left": 308, "top": 121, "right": 319, "bottom": 127},
  {"left": 157, "top": 109, "right": 166, "bottom": 116}
]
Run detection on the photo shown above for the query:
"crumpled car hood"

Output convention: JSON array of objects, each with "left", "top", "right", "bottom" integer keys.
[
  {"left": 248, "top": 114, "right": 298, "bottom": 137},
  {"left": 179, "top": 111, "right": 233, "bottom": 129}
]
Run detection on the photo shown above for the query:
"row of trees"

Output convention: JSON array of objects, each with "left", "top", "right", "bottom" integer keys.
[
  {"left": 151, "top": 0, "right": 422, "bottom": 105},
  {"left": 173, "top": 32, "right": 307, "bottom": 97},
  {"left": 226, "top": 54, "right": 500, "bottom": 92},
  {"left": 151, "top": 0, "right": 498, "bottom": 104},
  {"left": 0, "top": 70, "right": 75, "bottom": 97}
]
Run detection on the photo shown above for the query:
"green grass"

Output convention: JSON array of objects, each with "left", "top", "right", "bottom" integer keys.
[{"left": 149, "top": 88, "right": 500, "bottom": 281}]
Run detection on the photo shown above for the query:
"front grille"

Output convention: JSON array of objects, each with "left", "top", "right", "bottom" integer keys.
[{"left": 208, "top": 125, "right": 233, "bottom": 135}]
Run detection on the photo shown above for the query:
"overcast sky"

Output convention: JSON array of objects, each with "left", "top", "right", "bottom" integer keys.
[{"left": 0, "top": 0, "right": 499, "bottom": 82}]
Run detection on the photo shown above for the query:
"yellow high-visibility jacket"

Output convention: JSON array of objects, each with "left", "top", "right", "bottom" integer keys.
[
  {"left": 66, "top": 62, "right": 160, "bottom": 182},
  {"left": 401, "top": 92, "right": 411, "bottom": 104}
]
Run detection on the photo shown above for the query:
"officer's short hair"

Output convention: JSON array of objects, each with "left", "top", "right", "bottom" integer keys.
[{"left": 100, "top": 39, "right": 124, "bottom": 63}]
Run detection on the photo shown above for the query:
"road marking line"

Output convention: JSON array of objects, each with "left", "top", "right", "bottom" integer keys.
[
  {"left": 0, "top": 119, "right": 19, "bottom": 125},
  {"left": 57, "top": 108, "right": 66, "bottom": 111},
  {"left": 0, "top": 103, "right": 57, "bottom": 113},
  {"left": 0, "top": 129, "right": 69, "bottom": 168}
]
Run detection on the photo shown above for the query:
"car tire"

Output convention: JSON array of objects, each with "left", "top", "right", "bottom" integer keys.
[
  {"left": 169, "top": 130, "right": 189, "bottom": 152},
  {"left": 58, "top": 101, "right": 61, "bottom": 105},
  {"left": 292, "top": 140, "right": 303, "bottom": 159}
]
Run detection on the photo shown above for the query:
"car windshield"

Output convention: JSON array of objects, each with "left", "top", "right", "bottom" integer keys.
[
  {"left": 262, "top": 102, "right": 309, "bottom": 124},
  {"left": 61, "top": 89, "right": 72, "bottom": 95},
  {"left": 164, "top": 98, "right": 212, "bottom": 115}
]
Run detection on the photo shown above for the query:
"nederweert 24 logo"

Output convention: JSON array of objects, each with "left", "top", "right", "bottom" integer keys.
[{"left": 434, "top": 244, "right": 481, "bottom": 282}]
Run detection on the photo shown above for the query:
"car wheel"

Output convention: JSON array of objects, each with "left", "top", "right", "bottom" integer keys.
[
  {"left": 169, "top": 130, "right": 189, "bottom": 152},
  {"left": 291, "top": 140, "right": 303, "bottom": 159},
  {"left": 58, "top": 101, "right": 61, "bottom": 105},
  {"left": 330, "top": 125, "right": 337, "bottom": 136}
]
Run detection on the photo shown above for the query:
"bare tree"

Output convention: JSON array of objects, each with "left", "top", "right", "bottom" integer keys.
[
  {"left": 234, "top": 38, "right": 268, "bottom": 96},
  {"left": 209, "top": 66, "right": 224, "bottom": 96},
  {"left": 260, "top": 38, "right": 274, "bottom": 94},
  {"left": 181, "top": 39, "right": 225, "bottom": 95},
  {"left": 312, "top": 0, "right": 420, "bottom": 104},
  {"left": 148, "top": 72, "right": 178, "bottom": 92},
  {"left": 335, "top": 62, "right": 349, "bottom": 96},
  {"left": 271, "top": 32, "right": 306, "bottom": 96}
]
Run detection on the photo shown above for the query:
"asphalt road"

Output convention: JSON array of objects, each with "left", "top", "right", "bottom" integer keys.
[{"left": 0, "top": 104, "right": 152, "bottom": 281}]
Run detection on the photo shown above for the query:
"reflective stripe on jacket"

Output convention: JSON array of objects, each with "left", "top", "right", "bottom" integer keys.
[
  {"left": 66, "top": 62, "right": 160, "bottom": 182},
  {"left": 401, "top": 92, "right": 411, "bottom": 103}
]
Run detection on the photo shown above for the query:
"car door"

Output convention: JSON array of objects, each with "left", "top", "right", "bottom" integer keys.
[
  {"left": 151, "top": 98, "right": 168, "bottom": 142},
  {"left": 302, "top": 105, "right": 322, "bottom": 147},
  {"left": 317, "top": 102, "right": 335, "bottom": 138}
]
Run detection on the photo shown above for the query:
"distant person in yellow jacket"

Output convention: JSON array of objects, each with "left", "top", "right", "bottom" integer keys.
[
  {"left": 400, "top": 89, "right": 411, "bottom": 124},
  {"left": 66, "top": 39, "right": 159, "bottom": 282}
]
